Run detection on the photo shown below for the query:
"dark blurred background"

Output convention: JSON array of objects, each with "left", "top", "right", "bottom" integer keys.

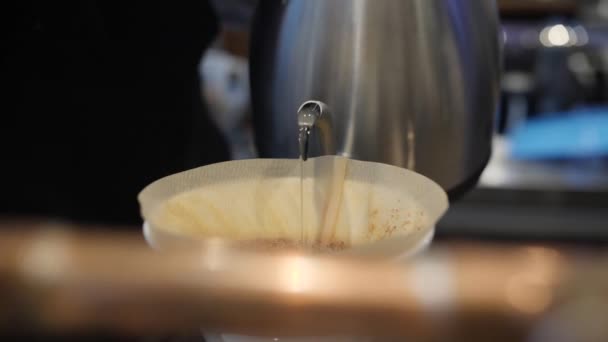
[{"left": 2, "top": 0, "right": 608, "bottom": 242}]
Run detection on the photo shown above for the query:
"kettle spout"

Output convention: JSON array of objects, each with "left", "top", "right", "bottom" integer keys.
[{"left": 297, "top": 100, "right": 335, "bottom": 161}]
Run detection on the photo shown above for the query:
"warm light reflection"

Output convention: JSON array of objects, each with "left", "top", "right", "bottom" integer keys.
[
  {"left": 21, "top": 231, "right": 70, "bottom": 281},
  {"left": 506, "top": 273, "right": 553, "bottom": 314},
  {"left": 525, "top": 246, "right": 561, "bottom": 264},
  {"left": 201, "top": 238, "right": 225, "bottom": 271},
  {"left": 505, "top": 247, "right": 562, "bottom": 315},
  {"left": 282, "top": 256, "right": 314, "bottom": 294}
]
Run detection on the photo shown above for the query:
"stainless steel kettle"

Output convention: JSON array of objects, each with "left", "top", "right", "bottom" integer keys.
[{"left": 250, "top": 0, "right": 502, "bottom": 197}]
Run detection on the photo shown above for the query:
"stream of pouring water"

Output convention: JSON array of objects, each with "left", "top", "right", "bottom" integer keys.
[{"left": 298, "top": 126, "right": 311, "bottom": 247}]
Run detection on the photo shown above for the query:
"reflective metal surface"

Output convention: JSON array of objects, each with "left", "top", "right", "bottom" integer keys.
[
  {"left": 251, "top": 0, "right": 502, "bottom": 192},
  {"left": 297, "top": 100, "right": 335, "bottom": 161}
]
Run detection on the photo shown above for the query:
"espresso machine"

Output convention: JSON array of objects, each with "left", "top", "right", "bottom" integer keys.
[{"left": 250, "top": 0, "right": 502, "bottom": 199}]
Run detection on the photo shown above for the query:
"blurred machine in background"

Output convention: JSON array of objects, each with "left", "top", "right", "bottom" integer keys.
[{"left": 442, "top": 0, "right": 608, "bottom": 241}]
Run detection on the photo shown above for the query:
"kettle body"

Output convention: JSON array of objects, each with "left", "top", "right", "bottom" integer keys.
[{"left": 250, "top": 0, "right": 501, "bottom": 196}]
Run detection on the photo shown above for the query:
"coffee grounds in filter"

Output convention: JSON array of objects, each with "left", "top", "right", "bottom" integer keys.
[{"left": 139, "top": 156, "right": 448, "bottom": 257}]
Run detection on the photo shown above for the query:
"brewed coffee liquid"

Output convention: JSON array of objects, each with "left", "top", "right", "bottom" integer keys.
[
  {"left": 300, "top": 157, "right": 304, "bottom": 245},
  {"left": 298, "top": 126, "right": 311, "bottom": 247}
]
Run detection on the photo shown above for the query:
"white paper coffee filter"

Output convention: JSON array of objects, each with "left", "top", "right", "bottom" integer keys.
[{"left": 138, "top": 156, "right": 448, "bottom": 258}]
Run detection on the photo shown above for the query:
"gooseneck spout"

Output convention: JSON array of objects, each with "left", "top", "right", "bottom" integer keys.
[{"left": 297, "top": 100, "right": 335, "bottom": 161}]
